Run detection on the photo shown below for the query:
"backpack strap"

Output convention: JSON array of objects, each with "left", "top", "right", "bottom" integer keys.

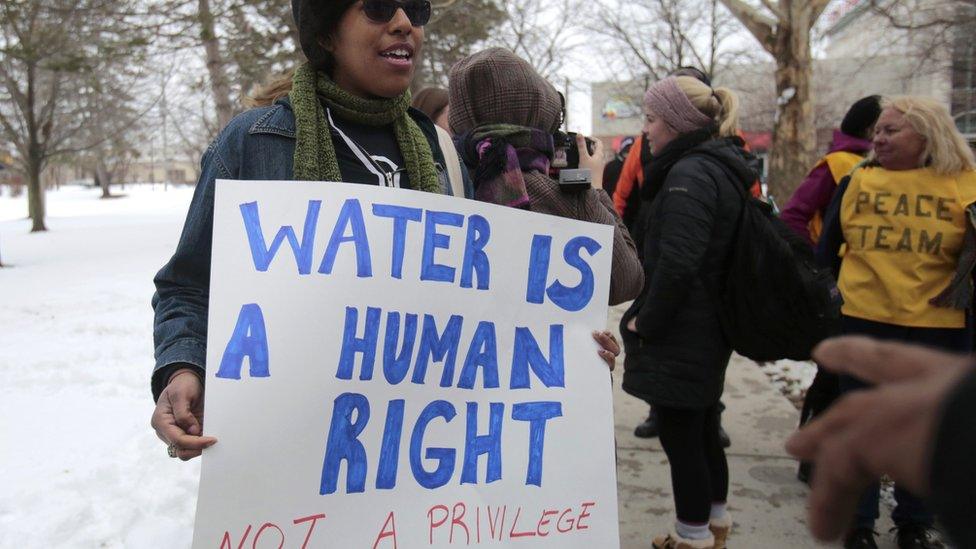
[
  {"left": 434, "top": 125, "right": 465, "bottom": 198},
  {"left": 814, "top": 161, "right": 871, "bottom": 277}
]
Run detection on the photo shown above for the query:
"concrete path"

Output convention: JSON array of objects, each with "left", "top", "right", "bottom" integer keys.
[{"left": 607, "top": 305, "right": 899, "bottom": 548}]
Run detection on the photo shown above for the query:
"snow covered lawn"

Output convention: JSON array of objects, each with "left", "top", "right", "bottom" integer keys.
[{"left": 0, "top": 185, "right": 201, "bottom": 548}]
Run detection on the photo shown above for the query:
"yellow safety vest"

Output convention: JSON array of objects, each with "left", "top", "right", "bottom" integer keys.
[
  {"left": 838, "top": 166, "right": 976, "bottom": 328},
  {"left": 808, "top": 151, "right": 865, "bottom": 243}
]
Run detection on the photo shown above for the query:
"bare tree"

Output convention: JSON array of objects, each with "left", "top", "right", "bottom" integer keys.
[
  {"left": 491, "top": 0, "right": 583, "bottom": 80},
  {"left": 151, "top": 0, "right": 301, "bottom": 135},
  {"left": 594, "top": 0, "right": 746, "bottom": 81},
  {"left": 86, "top": 130, "right": 142, "bottom": 198},
  {"left": 591, "top": 0, "right": 755, "bottom": 119},
  {"left": 859, "top": 0, "right": 976, "bottom": 131},
  {"left": 0, "top": 0, "right": 152, "bottom": 231},
  {"left": 716, "top": 0, "right": 832, "bottom": 199},
  {"left": 865, "top": 0, "right": 975, "bottom": 32},
  {"left": 416, "top": 0, "right": 584, "bottom": 88},
  {"left": 196, "top": 0, "right": 235, "bottom": 129},
  {"left": 412, "top": 0, "right": 505, "bottom": 88}
]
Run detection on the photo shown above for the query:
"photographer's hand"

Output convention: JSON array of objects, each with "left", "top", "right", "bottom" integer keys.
[{"left": 576, "top": 134, "right": 606, "bottom": 189}]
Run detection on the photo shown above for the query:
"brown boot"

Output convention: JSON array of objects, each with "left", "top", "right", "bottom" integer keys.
[
  {"left": 709, "top": 514, "right": 732, "bottom": 549},
  {"left": 652, "top": 529, "right": 715, "bottom": 549}
]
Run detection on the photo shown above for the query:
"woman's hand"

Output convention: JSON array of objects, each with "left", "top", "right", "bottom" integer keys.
[
  {"left": 626, "top": 317, "right": 637, "bottom": 333},
  {"left": 151, "top": 368, "right": 217, "bottom": 461},
  {"left": 592, "top": 330, "right": 621, "bottom": 371},
  {"left": 576, "top": 134, "right": 606, "bottom": 189}
]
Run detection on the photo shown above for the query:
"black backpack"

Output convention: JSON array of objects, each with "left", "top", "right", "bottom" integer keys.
[{"left": 694, "top": 152, "right": 843, "bottom": 362}]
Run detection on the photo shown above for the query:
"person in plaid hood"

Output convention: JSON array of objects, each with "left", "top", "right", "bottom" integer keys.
[{"left": 448, "top": 47, "right": 643, "bottom": 306}]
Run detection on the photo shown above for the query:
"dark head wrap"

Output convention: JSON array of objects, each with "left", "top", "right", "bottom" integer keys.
[
  {"left": 841, "top": 95, "right": 882, "bottom": 140},
  {"left": 292, "top": 0, "right": 357, "bottom": 71},
  {"left": 448, "top": 48, "right": 564, "bottom": 208},
  {"left": 448, "top": 47, "right": 563, "bottom": 135}
]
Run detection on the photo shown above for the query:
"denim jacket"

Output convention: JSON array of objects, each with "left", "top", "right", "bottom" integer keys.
[{"left": 150, "top": 98, "right": 472, "bottom": 399}]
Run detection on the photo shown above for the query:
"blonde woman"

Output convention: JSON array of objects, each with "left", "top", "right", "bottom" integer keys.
[
  {"left": 817, "top": 96, "right": 976, "bottom": 549},
  {"left": 620, "top": 76, "right": 752, "bottom": 549}
]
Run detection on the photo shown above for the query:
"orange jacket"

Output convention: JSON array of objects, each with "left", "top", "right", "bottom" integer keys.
[{"left": 612, "top": 133, "right": 645, "bottom": 218}]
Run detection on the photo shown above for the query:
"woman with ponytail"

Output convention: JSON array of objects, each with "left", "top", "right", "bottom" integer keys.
[
  {"left": 620, "top": 76, "right": 756, "bottom": 549},
  {"left": 148, "top": 0, "right": 473, "bottom": 460}
]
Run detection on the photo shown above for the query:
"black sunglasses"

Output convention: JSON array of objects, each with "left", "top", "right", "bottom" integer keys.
[{"left": 362, "top": 0, "right": 432, "bottom": 27}]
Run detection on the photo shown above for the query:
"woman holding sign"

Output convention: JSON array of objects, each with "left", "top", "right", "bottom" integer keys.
[
  {"left": 620, "top": 76, "right": 749, "bottom": 549},
  {"left": 150, "top": 2, "right": 621, "bottom": 463},
  {"left": 815, "top": 96, "right": 976, "bottom": 549},
  {"left": 149, "top": 0, "right": 468, "bottom": 461}
]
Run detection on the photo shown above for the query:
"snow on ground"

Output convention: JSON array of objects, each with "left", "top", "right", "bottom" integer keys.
[
  {"left": 0, "top": 185, "right": 200, "bottom": 548},
  {"left": 759, "top": 359, "right": 818, "bottom": 407}
]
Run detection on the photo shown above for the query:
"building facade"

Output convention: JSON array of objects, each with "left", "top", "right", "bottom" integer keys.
[{"left": 825, "top": 0, "right": 975, "bottom": 140}]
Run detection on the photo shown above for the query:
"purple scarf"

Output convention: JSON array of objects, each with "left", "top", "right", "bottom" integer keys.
[{"left": 457, "top": 125, "right": 555, "bottom": 209}]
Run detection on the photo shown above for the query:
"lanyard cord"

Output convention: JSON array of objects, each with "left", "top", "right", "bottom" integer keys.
[{"left": 326, "top": 107, "right": 405, "bottom": 188}]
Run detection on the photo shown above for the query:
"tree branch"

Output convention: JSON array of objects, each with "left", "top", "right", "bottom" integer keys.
[
  {"left": 718, "top": 0, "right": 776, "bottom": 52},
  {"left": 810, "top": 0, "right": 833, "bottom": 25},
  {"left": 759, "top": 0, "right": 785, "bottom": 21}
]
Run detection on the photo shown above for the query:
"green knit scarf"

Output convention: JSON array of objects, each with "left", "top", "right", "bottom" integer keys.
[{"left": 289, "top": 62, "right": 440, "bottom": 193}]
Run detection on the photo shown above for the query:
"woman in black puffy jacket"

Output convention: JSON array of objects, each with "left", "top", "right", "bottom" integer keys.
[{"left": 621, "top": 75, "right": 755, "bottom": 549}]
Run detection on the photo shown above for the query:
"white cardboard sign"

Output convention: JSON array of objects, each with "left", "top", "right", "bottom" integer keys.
[{"left": 192, "top": 180, "right": 620, "bottom": 548}]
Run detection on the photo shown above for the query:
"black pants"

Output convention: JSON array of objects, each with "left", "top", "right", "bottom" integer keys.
[{"left": 656, "top": 403, "right": 729, "bottom": 524}]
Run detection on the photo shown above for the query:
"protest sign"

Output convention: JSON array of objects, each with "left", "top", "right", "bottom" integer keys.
[{"left": 192, "top": 180, "right": 620, "bottom": 548}]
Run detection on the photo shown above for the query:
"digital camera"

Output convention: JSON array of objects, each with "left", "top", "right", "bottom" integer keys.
[{"left": 551, "top": 131, "right": 597, "bottom": 170}]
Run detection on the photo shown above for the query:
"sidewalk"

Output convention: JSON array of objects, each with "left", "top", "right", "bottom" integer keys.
[{"left": 608, "top": 306, "right": 898, "bottom": 548}]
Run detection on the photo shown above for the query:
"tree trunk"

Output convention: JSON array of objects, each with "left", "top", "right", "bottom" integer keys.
[
  {"left": 765, "top": 22, "right": 817, "bottom": 203},
  {"left": 27, "top": 156, "right": 46, "bottom": 232},
  {"left": 198, "top": 0, "right": 235, "bottom": 129},
  {"left": 716, "top": 0, "right": 828, "bottom": 202},
  {"left": 24, "top": 58, "right": 46, "bottom": 232},
  {"left": 97, "top": 161, "right": 112, "bottom": 198}
]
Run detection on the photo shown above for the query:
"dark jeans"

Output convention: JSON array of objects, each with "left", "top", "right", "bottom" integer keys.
[
  {"left": 839, "top": 315, "right": 972, "bottom": 529},
  {"left": 655, "top": 403, "right": 729, "bottom": 524}
]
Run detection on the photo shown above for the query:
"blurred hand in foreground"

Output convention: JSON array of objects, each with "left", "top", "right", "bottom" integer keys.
[{"left": 785, "top": 336, "right": 971, "bottom": 541}]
